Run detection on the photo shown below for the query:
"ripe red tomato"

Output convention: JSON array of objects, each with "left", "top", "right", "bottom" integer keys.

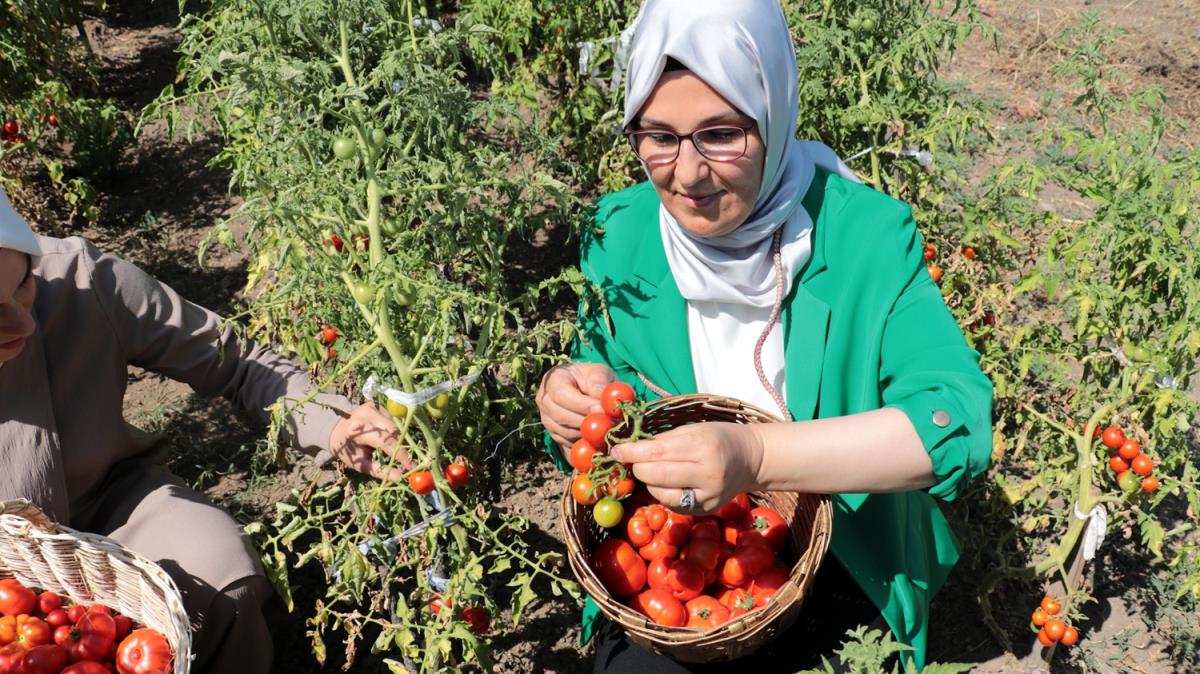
[
  {"left": 66, "top": 605, "right": 87, "bottom": 624},
  {"left": 717, "top": 587, "right": 756, "bottom": 617},
  {"left": 660, "top": 512, "right": 694, "bottom": 547},
  {"left": 327, "top": 234, "right": 344, "bottom": 252},
  {"left": 461, "top": 606, "right": 490, "bottom": 634},
  {"left": 567, "top": 439, "right": 597, "bottom": 472},
  {"left": 746, "top": 507, "right": 787, "bottom": 551},
  {"left": 681, "top": 538, "right": 722, "bottom": 573},
  {"left": 685, "top": 596, "right": 731, "bottom": 629},
  {"left": 444, "top": 463, "right": 470, "bottom": 488},
  {"left": 1101, "top": 426, "right": 1125, "bottom": 450},
  {"left": 600, "top": 381, "right": 637, "bottom": 418},
  {"left": 407, "top": 470, "right": 435, "bottom": 495},
  {"left": 721, "top": 521, "right": 742, "bottom": 547},
  {"left": 689, "top": 517, "right": 720, "bottom": 543},
  {"left": 113, "top": 615, "right": 132, "bottom": 640},
  {"left": 0, "top": 579, "right": 36, "bottom": 617},
  {"left": 571, "top": 474, "right": 599, "bottom": 506},
  {"left": 1039, "top": 595, "right": 1061, "bottom": 615},
  {"left": 1141, "top": 476, "right": 1160, "bottom": 493},
  {"left": 2, "top": 121, "right": 17, "bottom": 136},
  {"left": 749, "top": 565, "right": 789, "bottom": 607},
  {"left": 927, "top": 264, "right": 943, "bottom": 282},
  {"left": 36, "top": 592, "right": 61, "bottom": 616},
  {"left": 638, "top": 532, "right": 679, "bottom": 562},
  {"left": 719, "top": 537, "right": 775, "bottom": 588},
  {"left": 1117, "top": 439, "right": 1140, "bottom": 461},
  {"left": 962, "top": 246, "right": 977, "bottom": 260},
  {"left": 629, "top": 589, "right": 686, "bottom": 627},
  {"left": 326, "top": 347, "right": 337, "bottom": 360},
  {"left": 44, "top": 610, "right": 70, "bottom": 627},
  {"left": 319, "top": 324, "right": 338, "bottom": 345},
  {"left": 646, "top": 557, "right": 672, "bottom": 592},
  {"left": 923, "top": 243, "right": 936, "bottom": 261},
  {"left": 1060, "top": 626, "right": 1079, "bottom": 646},
  {"left": 715, "top": 493, "right": 750, "bottom": 523},
  {"left": 61, "top": 611, "right": 116, "bottom": 662},
  {"left": 116, "top": 627, "right": 173, "bottom": 674},
  {"left": 1036, "top": 627, "right": 1054, "bottom": 647},
  {"left": 626, "top": 515, "right": 654, "bottom": 547},
  {"left": 666, "top": 558, "right": 705, "bottom": 602},
  {"left": 47, "top": 114, "right": 58, "bottom": 127},
  {"left": 62, "top": 661, "right": 117, "bottom": 674},
  {"left": 1031, "top": 609, "right": 1049, "bottom": 627},
  {"left": 16, "top": 644, "right": 69, "bottom": 674},
  {"left": 593, "top": 539, "right": 646, "bottom": 599},
  {"left": 644, "top": 504, "right": 668, "bottom": 531},
  {"left": 580, "top": 413, "right": 614, "bottom": 448},
  {"left": 1131, "top": 455, "right": 1153, "bottom": 476},
  {"left": 1043, "top": 619, "right": 1066, "bottom": 641},
  {"left": 1108, "top": 455, "right": 1130, "bottom": 473}
]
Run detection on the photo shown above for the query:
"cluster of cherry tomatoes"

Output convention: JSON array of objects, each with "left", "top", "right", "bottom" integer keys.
[
  {"left": 1030, "top": 594, "right": 1079, "bottom": 649},
  {"left": 593, "top": 492, "right": 791, "bottom": 629},
  {"left": 0, "top": 579, "right": 172, "bottom": 674},
  {"left": 318, "top": 324, "right": 339, "bottom": 360},
  {"left": 1097, "top": 425, "right": 1159, "bottom": 495},
  {"left": 406, "top": 460, "right": 471, "bottom": 495},
  {"left": 1, "top": 119, "right": 28, "bottom": 147},
  {"left": 426, "top": 596, "right": 490, "bottom": 635},
  {"left": 923, "top": 241, "right": 977, "bottom": 284},
  {"left": 568, "top": 382, "right": 639, "bottom": 528}
]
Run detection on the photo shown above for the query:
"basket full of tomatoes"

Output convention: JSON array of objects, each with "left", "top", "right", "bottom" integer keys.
[
  {"left": 559, "top": 390, "right": 833, "bottom": 663},
  {"left": 0, "top": 500, "right": 188, "bottom": 674}
]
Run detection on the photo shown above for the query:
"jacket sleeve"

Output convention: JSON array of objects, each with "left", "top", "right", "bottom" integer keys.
[
  {"left": 83, "top": 240, "right": 352, "bottom": 456},
  {"left": 879, "top": 211, "right": 994, "bottom": 502}
]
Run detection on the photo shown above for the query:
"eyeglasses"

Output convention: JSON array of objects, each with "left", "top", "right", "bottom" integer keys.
[{"left": 624, "top": 125, "right": 753, "bottom": 165}]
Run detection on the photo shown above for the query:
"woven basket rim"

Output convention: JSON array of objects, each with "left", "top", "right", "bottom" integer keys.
[{"left": 0, "top": 499, "right": 193, "bottom": 674}]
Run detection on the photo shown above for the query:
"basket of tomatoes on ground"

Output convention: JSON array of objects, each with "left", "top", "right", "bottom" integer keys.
[
  {"left": 558, "top": 387, "right": 834, "bottom": 663},
  {"left": 0, "top": 500, "right": 189, "bottom": 674}
]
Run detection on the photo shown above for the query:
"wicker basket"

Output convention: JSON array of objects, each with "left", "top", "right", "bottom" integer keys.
[
  {"left": 560, "top": 394, "right": 834, "bottom": 663},
  {"left": 0, "top": 499, "right": 192, "bottom": 674}
]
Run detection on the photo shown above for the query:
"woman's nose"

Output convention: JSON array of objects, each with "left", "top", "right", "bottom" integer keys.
[{"left": 673, "top": 138, "right": 710, "bottom": 187}]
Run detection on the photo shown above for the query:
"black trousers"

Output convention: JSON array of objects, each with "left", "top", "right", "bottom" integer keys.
[{"left": 592, "top": 557, "right": 878, "bottom": 673}]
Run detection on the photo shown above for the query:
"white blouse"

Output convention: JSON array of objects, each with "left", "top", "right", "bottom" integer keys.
[{"left": 687, "top": 299, "right": 788, "bottom": 417}]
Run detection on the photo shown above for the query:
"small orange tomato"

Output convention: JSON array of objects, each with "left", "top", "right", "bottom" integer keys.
[
  {"left": 407, "top": 470, "right": 435, "bottom": 495},
  {"left": 1141, "top": 476, "right": 1160, "bottom": 493},
  {"left": 571, "top": 474, "right": 599, "bottom": 506},
  {"left": 1039, "top": 595, "right": 1061, "bottom": 616},
  {"left": 1109, "top": 455, "right": 1130, "bottom": 473},
  {"left": 1044, "top": 619, "right": 1066, "bottom": 641},
  {"left": 1131, "top": 455, "right": 1153, "bottom": 476},
  {"left": 927, "top": 264, "right": 943, "bottom": 283},
  {"left": 1031, "top": 609, "right": 1049, "bottom": 627},
  {"left": 1060, "top": 626, "right": 1079, "bottom": 646},
  {"left": 1101, "top": 426, "right": 1125, "bottom": 450},
  {"left": 962, "top": 245, "right": 977, "bottom": 260},
  {"left": 568, "top": 439, "right": 597, "bottom": 472},
  {"left": 1037, "top": 627, "right": 1055, "bottom": 647}
]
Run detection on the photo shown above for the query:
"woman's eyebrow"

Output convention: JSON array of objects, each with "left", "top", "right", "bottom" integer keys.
[{"left": 638, "top": 111, "right": 748, "bottom": 129}]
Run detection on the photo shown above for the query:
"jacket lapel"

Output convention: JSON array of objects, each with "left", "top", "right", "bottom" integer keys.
[
  {"left": 618, "top": 268, "right": 696, "bottom": 397},
  {"left": 781, "top": 190, "right": 832, "bottom": 423}
]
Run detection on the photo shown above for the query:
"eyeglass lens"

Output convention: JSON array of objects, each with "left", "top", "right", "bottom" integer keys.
[{"left": 630, "top": 127, "right": 746, "bottom": 164}]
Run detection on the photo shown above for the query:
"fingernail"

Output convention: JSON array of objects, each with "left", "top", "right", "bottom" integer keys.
[{"left": 610, "top": 446, "right": 623, "bottom": 462}]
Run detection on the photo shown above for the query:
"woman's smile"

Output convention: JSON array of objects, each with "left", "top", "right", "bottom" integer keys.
[{"left": 676, "top": 189, "right": 725, "bottom": 210}]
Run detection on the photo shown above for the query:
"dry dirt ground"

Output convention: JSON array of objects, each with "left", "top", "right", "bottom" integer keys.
[{"left": 18, "top": 0, "right": 1198, "bottom": 672}]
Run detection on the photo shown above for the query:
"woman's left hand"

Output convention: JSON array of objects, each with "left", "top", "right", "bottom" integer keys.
[
  {"left": 610, "top": 422, "right": 764, "bottom": 514},
  {"left": 328, "top": 403, "right": 411, "bottom": 480}
]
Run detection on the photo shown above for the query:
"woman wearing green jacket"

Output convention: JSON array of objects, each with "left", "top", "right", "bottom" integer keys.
[{"left": 536, "top": 0, "right": 993, "bottom": 670}]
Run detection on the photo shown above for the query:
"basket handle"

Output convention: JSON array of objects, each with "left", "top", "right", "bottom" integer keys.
[{"left": 0, "top": 499, "right": 59, "bottom": 533}]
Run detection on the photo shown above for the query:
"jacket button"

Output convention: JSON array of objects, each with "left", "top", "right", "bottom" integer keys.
[{"left": 932, "top": 410, "right": 951, "bottom": 428}]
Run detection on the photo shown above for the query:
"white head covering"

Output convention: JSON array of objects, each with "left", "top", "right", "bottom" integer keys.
[
  {"left": 0, "top": 189, "right": 41, "bottom": 258},
  {"left": 622, "top": 0, "right": 859, "bottom": 306}
]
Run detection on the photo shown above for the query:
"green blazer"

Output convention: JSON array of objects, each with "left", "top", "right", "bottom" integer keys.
[{"left": 546, "top": 169, "right": 994, "bottom": 669}]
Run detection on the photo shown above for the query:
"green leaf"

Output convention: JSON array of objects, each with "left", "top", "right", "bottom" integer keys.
[{"left": 1139, "top": 515, "right": 1165, "bottom": 558}]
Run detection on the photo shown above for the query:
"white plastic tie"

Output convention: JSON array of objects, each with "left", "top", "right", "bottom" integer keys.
[
  {"left": 363, "top": 371, "right": 482, "bottom": 408},
  {"left": 1073, "top": 502, "right": 1107, "bottom": 561}
]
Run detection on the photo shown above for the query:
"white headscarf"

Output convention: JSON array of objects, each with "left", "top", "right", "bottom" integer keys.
[
  {"left": 0, "top": 189, "right": 41, "bottom": 258},
  {"left": 622, "top": 0, "right": 859, "bottom": 306}
]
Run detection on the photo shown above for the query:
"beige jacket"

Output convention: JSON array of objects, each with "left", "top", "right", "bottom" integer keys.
[{"left": 0, "top": 236, "right": 351, "bottom": 524}]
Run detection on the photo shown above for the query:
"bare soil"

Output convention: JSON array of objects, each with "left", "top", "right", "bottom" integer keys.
[{"left": 14, "top": 0, "right": 1198, "bottom": 672}]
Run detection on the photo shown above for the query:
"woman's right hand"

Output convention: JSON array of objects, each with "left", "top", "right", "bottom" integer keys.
[{"left": 536, "top": 361, "right": 616, "bottom": 453}]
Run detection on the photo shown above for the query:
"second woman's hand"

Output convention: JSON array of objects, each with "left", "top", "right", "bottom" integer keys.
[{"left": 610, "top": 422, "right": 765, "bottom": 514}]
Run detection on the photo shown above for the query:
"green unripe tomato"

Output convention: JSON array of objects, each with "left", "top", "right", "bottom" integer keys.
[
  {"left": 593, "top": 498, "right": 623, "bottom": 528},
  {"left": 333, "top": 137, "right": 356, "bottom": 160},
  {"left": 1118, "top": 470, "right": 1139, "bottom": 494},
  {"left": 1122, "top": 341, "right": 1150, "bottom": 362},
  {"left": 861, "top": 16, "right": 876, "bottom": 30},
  {"left": 370, "top": 128, "right": 387, "bottom": 148},
  {"left": 848, "top": 16, "right": 862, "bottom": 30},
  {"left": 352, "top": 282, "right": 375, "bottom": 305},
  {"left": 386, "top": 399, "right": 409, "bottom": 418}
]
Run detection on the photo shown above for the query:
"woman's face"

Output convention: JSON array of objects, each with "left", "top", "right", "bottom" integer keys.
[
  {"left": 634, "top": 70, "right": 766, "bottom": 238},
  {"left": 0, "top": 248, "right": 36, "bottom": 363}
]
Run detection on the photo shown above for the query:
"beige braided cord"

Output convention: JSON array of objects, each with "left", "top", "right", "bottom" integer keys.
[
  {"left": 0, "top": 499, "right": 193, "bottom": 674},
  {"left": 638, "top": 229, "right": 793, "bottom": 422}
]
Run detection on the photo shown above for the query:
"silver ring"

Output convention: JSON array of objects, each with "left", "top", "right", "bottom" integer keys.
[{"left": 678, "top": 488, "right": 697, "bottom": 511}]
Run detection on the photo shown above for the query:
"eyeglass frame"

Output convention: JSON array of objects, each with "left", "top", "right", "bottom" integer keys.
[{"left": 623, "top": 124, "right": 756, "bottom": 165}]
